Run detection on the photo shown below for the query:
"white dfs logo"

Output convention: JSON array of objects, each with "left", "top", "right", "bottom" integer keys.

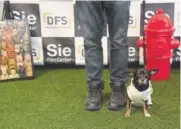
[
  {"left": 12, "top": 11, "right": 37, "bottom": 30},
  {"left": 43, "top": 12, "right": 71, "bottom": 28}
]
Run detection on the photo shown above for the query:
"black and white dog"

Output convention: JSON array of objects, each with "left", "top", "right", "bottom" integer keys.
[{"left": 125, "top": 68, "right": 159, "bottom": 118}]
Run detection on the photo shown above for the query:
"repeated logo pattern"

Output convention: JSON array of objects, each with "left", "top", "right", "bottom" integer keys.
[
  {"left": 7, "top": 1, "right": 180, "bottom": 66},
  {"left": 10, "top": 3, "right": 41, "bottom": 37},
  {"left": 39, "top": 2, "right": 75, "bottom": 37},
  {"left": 43, "top": 37, "right": 75, "bottom": 64}
]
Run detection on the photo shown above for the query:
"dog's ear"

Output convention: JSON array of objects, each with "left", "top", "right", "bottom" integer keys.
[{"left": 149, "top": 68, "right": 159, "bottom": 76}]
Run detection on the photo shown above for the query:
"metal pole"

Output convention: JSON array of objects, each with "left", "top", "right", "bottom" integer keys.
[{"left": 142, "top": 0, "right": 146, "bottom": 68}]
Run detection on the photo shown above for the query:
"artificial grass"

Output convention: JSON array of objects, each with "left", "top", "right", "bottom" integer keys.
[{"left": 0, "top": 68, "right": 180, "bottom": 129}]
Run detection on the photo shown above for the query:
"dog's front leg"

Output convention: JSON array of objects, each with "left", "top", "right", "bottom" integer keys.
[
  {"left": 143, "top": 100, "right": 151, "bottom": 117},
  {"left": 125, "top": 98, "right": 132, "bottom": 118},
  {"left": 147, "top": 95, "right": 152, "bottom": 108}
]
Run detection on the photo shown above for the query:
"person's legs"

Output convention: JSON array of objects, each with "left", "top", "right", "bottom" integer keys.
[
  {"left": 76, "top": 1, "right": 105, "bottom": 111},
  {"left": 104, "top": 1, "right": 130, "bottom": 110}
]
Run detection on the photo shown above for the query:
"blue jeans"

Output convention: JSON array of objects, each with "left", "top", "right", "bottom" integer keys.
[{"left": 76, "top": 1, "right": 130, "bottom": 88}]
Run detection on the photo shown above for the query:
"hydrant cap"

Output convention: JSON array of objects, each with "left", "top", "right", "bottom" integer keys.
[
  {"left": 145, "top": 8, "right": 174, "bottom": 33},
  {"left": 156, "top": 8, "right": 164, "bottom": 14}
]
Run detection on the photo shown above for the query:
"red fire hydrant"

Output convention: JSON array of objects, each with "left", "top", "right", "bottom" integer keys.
[{"left": 137, "top": 8, "right": 180, "bottom": 80}]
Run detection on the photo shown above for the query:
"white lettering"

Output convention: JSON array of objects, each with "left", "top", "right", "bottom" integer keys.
[
  {"left": 47, "top": 44, "right": 72, "bottom": 57},
  {"left": 12, "top": 11, "right": 37, "bottom": 25},
  {"left": 129, "top": 47, "right": 136, "bottom": 57},
  {"left": 47, "top": 44, "right": 57, "bottom": 57}
]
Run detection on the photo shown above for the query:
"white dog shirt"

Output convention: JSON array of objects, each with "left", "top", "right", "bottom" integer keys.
[{"left": 127, "top": 78, "right": 153, "bottom": 105}]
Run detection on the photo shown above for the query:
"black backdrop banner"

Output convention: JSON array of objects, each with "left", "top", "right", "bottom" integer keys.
[{"left": 7, "top": 0, "right": 180, "bottom": 67}]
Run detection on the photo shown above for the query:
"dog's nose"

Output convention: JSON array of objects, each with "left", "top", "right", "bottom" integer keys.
[{"left": 141, "top": 79, "right": 144, "bottom": 81}]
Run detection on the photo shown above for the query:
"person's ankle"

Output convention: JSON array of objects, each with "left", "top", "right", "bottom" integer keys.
[
  {"left": 107, "top": 83, "right": 126, "bottom": 111},
  {"left": 85, "top": 82, "right": 104, "bottom": 111}
]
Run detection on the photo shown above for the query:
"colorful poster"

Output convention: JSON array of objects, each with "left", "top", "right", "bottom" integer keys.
[{"left": 0, "top": 20, "right": 34, "bottom": 81}]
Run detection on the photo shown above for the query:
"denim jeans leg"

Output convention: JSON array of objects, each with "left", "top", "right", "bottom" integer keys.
[
  {"left": 76, "top": 1, "right": 105, "bottom": 88},
  {"left": 104, "top": 1, "right": 130, "bottom": 87}
]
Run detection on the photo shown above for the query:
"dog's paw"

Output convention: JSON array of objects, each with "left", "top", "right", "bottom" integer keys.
[
  {"left": 144, "top": 112, "right": 151, "bottom": 117},
  {"left": 124, "top": 112, "right": 131, "bottom": 118}
]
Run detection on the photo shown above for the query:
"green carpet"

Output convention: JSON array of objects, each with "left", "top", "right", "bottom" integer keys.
[{"left": 0, "top": 68, "right": 180, "bottom": 129}]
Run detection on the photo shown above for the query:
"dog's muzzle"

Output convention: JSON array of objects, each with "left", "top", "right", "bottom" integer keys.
[{"left": 138, "top": 79, "right": 147, "bottom": 85}]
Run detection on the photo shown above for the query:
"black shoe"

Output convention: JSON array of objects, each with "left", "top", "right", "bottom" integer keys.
[
  {"left": 108, "top": 83, "right": 126, "bottom": 111},
  {"left": 85, "top": 84, "right": 103, "bottom": 111}
]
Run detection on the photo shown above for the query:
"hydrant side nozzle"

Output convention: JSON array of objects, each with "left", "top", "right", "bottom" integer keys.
[
  {"left": 137, "top": 37, "right": 144, "bottom": 48},
  {"left": 170, "top": 38, "right": 180, "bottom": 49}
]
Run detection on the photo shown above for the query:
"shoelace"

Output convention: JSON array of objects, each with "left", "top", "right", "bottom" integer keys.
[
  {"left": 89, "top": 91, "right": 97, "bottom": 99},
  {"left": 88, "top": 90, "right": 100, "bottom": 103},
  {"left": 111, "top": 89, "right": 125, "bottom": 101}
]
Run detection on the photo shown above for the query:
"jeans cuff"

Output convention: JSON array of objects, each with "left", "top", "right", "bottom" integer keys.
[
  {"left": 110, "top": 81, "right": 125, "bottom": 87},
  {"left": 88, "top": 81, "right": 104, "bottom": 89}
]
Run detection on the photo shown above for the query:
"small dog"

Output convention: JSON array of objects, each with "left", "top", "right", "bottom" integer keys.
[{"left": 124, "top": 68, "right": 159, "bottom": 118}]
